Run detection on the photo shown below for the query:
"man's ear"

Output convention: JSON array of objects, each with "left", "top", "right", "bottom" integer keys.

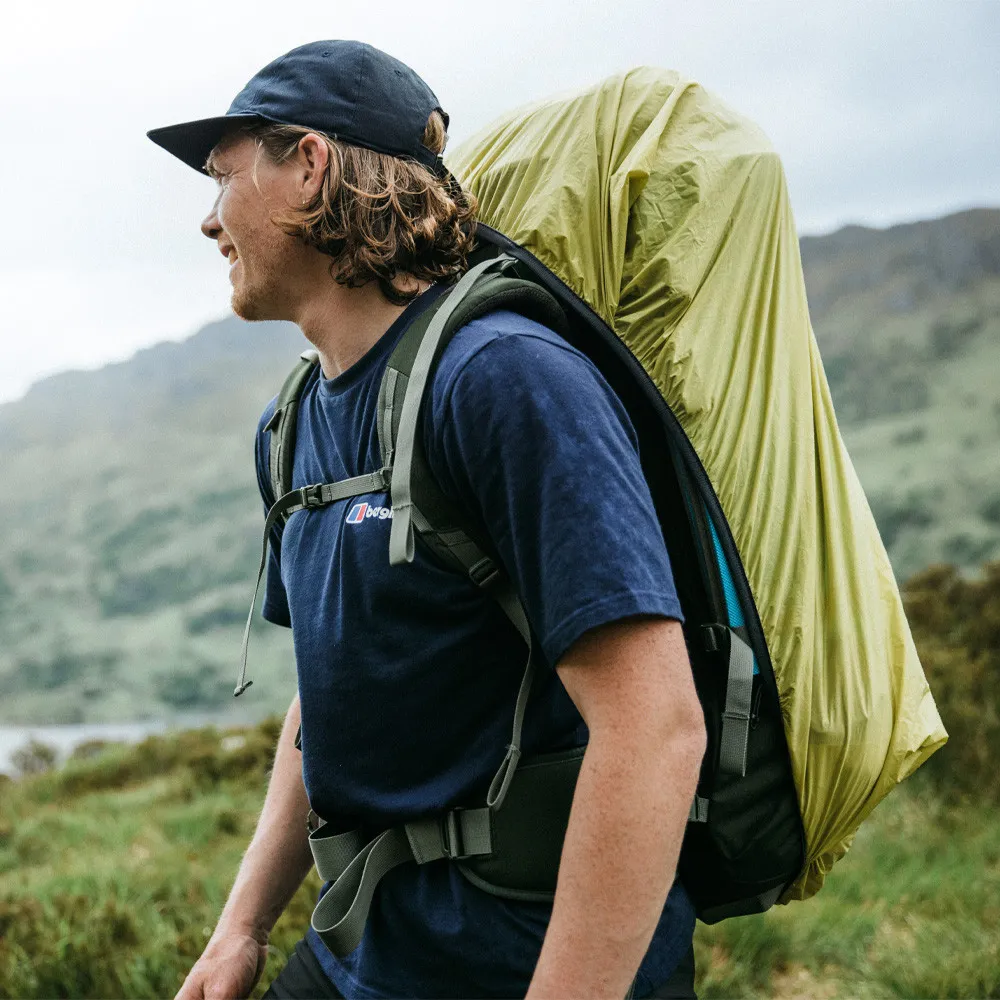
[{"left": 296, "top": 133, "right": 330, "bottom": 202}]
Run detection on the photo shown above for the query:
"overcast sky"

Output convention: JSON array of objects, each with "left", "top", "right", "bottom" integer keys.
[{"left": 1, "top": 0, "right": 996, "bottom": 404}]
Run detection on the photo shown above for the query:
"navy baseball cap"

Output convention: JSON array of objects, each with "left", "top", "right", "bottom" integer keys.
[{"left": 147, "top": 40, "right": 449, "bottom": 175}]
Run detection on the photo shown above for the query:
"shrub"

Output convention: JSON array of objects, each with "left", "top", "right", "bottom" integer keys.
[
  {"left": 904, "top": 562, "right": 1000, "bottom": 803},
  {"left": 25, "top": 717, "right": 283, "bottom": 802},
  {"left": 11, "top": 740, "right": 58, "bottom": 778}
]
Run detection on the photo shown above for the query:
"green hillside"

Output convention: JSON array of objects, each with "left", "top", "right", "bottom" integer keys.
[
  {"left": 801, "top": 208, "right": 1000, "bottom": 578},
  {"left": 0, "top": 208, "right": 997, "bottom": 724},
  {"left": 0, "top": 320, "right": 307, "bottom": 724}
]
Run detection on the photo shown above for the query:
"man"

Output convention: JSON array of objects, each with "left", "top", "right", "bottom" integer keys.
[{"left": 149, "top": 40, "right": 705, "bottom": 1000}]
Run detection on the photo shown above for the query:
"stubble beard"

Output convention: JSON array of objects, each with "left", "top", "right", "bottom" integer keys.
[{"left": 230, "top": 257, "right": 283, "bottom": 322}]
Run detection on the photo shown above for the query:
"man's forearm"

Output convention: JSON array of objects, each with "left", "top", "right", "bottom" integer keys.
[
  {"left": 528, "top": 618, "right": 706, "bottom": 999},
  {"left": 215, "top": 694, "right": 315, "bottom": 942},
  {"left": 526, "top": 723, "right": 704, "bottom": 998}
]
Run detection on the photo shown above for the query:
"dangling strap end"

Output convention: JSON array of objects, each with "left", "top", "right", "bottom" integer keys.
[
  {"left": 388, "top": 504, "right": 416, "bottom": 566},
  {"left": 234, "top": 680, "right": 254, "bottom": 697},
  {"left": 486, "top": 743, "right": 522, "bottom": 811}
]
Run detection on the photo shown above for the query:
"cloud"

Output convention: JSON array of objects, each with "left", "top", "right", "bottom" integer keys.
[{"left": 1, "top": 0, "right": 997, "bottom": 402}]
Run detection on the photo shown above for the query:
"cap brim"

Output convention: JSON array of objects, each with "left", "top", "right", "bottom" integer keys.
[{"left": 147, "top": 114, "right": 264, "bottom": 173}]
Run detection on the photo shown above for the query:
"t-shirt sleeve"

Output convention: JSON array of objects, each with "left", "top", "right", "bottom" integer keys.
[
  {"left": 254, "top": 401, "right": 291, "bottom": 628},
  {"left": 425, "top": 317, "right": 683, "bottom": 667}
]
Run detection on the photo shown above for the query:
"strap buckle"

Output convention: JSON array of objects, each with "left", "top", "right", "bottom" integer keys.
[
  {"left": 441, "top": 809, "right": 474, "bottom": 860},
  {"left": 468, "top": 556, "right": 501, "bottom": 590},
  {"left": 298, "top": 484, "right": 325, "bottom": 509}
]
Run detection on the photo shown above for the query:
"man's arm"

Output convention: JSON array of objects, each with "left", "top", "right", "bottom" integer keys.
[
  {"left": 176, "top": 693, "right": 315, "bottom": 1000},
  {"left": 526, "top": 617, "right": 706, "bottom": 1000}
]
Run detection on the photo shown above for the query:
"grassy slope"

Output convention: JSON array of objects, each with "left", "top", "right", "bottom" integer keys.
[{"left": 0, "top": 724, "right": 996, "bottom": 999}]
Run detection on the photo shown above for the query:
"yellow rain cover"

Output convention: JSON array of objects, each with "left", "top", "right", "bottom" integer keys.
[{"left": 448, "top": 68, "right": 947, "bottom": 900}]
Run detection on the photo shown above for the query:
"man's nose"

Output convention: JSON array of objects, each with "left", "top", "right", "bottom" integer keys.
[{"left": 201, "top": 192, "right": 222, "bottom": 240}]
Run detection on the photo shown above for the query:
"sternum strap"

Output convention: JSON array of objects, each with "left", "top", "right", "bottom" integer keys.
[{"left": 234, "top": 467, "right": 391, "bottom": 697}]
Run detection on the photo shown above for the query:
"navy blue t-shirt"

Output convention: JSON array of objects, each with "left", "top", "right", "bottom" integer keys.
[{"left": 255, "top": 287, "right": 695, "bottom": 998}]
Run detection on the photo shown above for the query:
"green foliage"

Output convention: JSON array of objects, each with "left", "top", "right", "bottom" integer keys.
[
  {"left": 0, "top": 715, "right": 996, "bottom": 999},
  {"left": 867, "top": 488, "right": 934, "bottom": 550},
  {"left": 0, "top": 716, "right": 318, "bottom": 1000},
  {"left": 20, "top": 718, "right": 282, "bottom": 804},
  {"left": 0, "top": 651, "right": 119, "bottom": 697},
  {"left": 153, "top": 657, "right": 232, "bottom": 710},
  {"left": 902, "top": 562, "right": 1000, "bottom": 803},
  {"left": 10, "top": 739, "right": 57, "bottom": 778},
  {"left": 823, "top": 344, "right": 930, "bottom": 424},
  {"left": 185, "top": 601, "right": 249, "bottom": 635},
  {"left": 930, "top": 312, "right": 984, "bottom": 359},
  {"left": 980, "top": 493, "right": 1000, "bottom": 526}
]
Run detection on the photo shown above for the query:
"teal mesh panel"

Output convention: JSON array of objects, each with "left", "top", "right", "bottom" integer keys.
[{"left": 706, "top": 504, "right": 759, "bottom": 676}]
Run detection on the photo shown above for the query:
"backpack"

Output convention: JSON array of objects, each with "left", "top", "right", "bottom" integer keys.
[{"left": 236, "top": 68, "right": 947, "bottom": 958}]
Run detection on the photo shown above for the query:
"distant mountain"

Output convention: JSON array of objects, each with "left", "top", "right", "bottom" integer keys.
[
  {"left": 801, "top": 208, "right": 1000, "bottom": 576},
  {"left": 1, "top": 208, "right": 997, "bottom": 723},
  {"left": 0, "top": 319, "right": 308, "bottom": 724}
]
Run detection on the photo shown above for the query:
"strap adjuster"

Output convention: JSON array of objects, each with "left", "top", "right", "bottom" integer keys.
[
  {"left": 702, "top": 623, "right": 728, "bottom": 653},
  {"left": 468, "top": 556, "right": 501, "bottom": 590},
  {"left": 441, "top": 810, "right": 471, "bottom": 860},
  {"left": 298, "top": 484, "right": 325, "bottom": 509}
]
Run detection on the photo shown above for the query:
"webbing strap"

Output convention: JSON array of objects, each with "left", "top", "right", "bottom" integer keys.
[
  {"left": 309, "top": 827, "right": 369, "bottom": 880},
  {"left": 719, "top": 628, "right": 754, "bottom": 776},
  {"left": 486, "top": 639, "right": 535, "bottom": 811},
  {"left": 377, "top": 367, "right": 400, "bottom": 469},
  {"left": 234, "top": 468, "right": 391, "bottom": 696},
  {"left": 267, "top": 350, "right": 320, "bottom": 509},
  {"left": 388, "top": 255, "right": 515, "bottom": 567},
  {"left": 689, "top": 795, "right": 710, "bottom": 823},
  {"left": 310, "top": 828, "right": 412, "bottom": 957},
  {"left": 309, "top": 809, "right": 493, "bottom": 957},
  {"left": 424, "top": 539, "right": 534, "bottom": 810}
]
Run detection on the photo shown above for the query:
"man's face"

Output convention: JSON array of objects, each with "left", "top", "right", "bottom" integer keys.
[{"left": 201, "top": 134, "right": 305, "bottom": 321}]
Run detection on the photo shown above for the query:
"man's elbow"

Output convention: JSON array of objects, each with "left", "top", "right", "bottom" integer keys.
[
  {"left": 669, "top": 696, "right": 707, "bottom": 785},
  {"left": 638, "top": 681, "right": 705, "bottom": 784}
]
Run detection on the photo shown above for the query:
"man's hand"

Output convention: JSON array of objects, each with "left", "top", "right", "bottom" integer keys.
[
  {"left": 175, "top": 927, "right": 268, "bottom": 1000},
  {"left": 527, "top": 616, "right": 705, "bottom": 999}
]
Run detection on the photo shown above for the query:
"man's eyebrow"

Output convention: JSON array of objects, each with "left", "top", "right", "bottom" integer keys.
[{"left": 204, "top": 151, "right": 224, "bottom": 178}]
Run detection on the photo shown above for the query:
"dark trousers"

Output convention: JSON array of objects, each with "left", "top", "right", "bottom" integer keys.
[{"left": 261, "top": 937, "right": 697, "bottom": 999}]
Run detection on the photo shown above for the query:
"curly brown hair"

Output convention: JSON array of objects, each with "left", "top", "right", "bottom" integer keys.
[{"left": 247, "top": 112, "right": 477, "bottom": 304}]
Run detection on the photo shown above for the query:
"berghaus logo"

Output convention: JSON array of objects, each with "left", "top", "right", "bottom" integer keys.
[{"left": 346, "top": 503, "right": 393, "bottom": 524}]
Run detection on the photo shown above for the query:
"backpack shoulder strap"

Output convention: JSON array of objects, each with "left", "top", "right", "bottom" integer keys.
[
  {"left": 379, "top": 253, "right": 568, "bottom": 814},
  {"left": 265, "top": 349, "right": 321, "bottom": 516},
  {"left": 381, "top": 254, "right": 567, "bottom": 575}
]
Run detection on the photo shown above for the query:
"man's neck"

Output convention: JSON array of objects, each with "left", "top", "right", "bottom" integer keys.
[{"left": 296, "top": 277, "right": 430, "bottom": 379}]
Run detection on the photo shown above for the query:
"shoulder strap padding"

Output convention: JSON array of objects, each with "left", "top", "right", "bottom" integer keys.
[
  {"left": 266, "top": 350, "right": 320, "bottom": 515},
  {"left": 379, "top": 273, "right": 567, "bottom": 570}
]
